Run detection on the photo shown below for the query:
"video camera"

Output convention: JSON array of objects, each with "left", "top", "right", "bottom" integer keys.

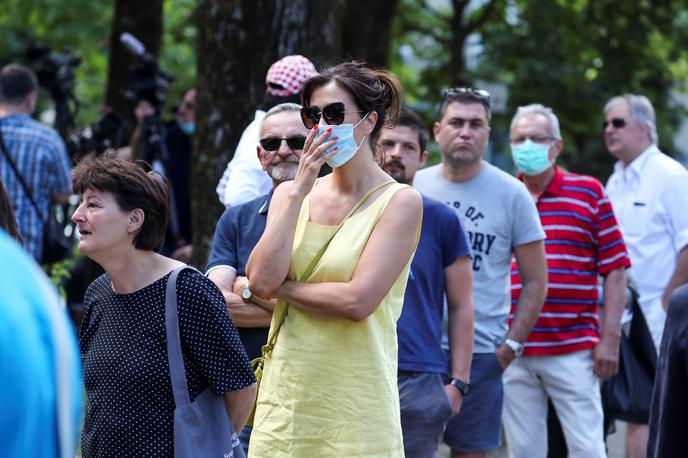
[
  {"left": 67, "top": 109, "right": 126, "bottom": 160},
  {"left": 120, "top": 33, "right": 174, "bottom": 114},
  {"left": 27, "top": 46, "right": 81, "bottom": 140}
]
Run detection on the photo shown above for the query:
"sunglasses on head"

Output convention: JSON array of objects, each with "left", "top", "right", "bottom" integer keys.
[
  {"left": 300, "top": 102, "right": 365, "bottom": 129},
  {"left": 443, "top": 87, "right": 491, "bottom": 104},
  {"left": 259, "top": 136, "right": 306, "bottom": 151},
  {"left": 603, "top": 118, "right": 626, "bottom": 130}
]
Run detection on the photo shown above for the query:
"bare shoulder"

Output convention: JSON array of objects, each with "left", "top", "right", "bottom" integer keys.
[{"left": 387, "top": 186, "right": 422, "bottom": 214}]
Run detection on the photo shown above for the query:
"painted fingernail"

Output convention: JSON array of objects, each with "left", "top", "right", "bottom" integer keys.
[
  {"left": 313, "top": 125, "right": 318, "bottom": 130},
  {"left": 332, "top": 136, "right": 338, "bottom": 141},
  {"left": 327, "top": 127, "right": 332, "bottom": 133}
]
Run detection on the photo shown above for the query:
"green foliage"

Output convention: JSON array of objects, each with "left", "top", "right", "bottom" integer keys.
[
  {"left": 0, "top": 0, "right": 196, "bottom": 128},
  {"left": 390, "top": 0, "right": 688, "bottom": 180}
]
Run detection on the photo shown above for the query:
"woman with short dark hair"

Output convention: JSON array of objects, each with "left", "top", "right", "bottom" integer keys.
[
  {"left": 246, "top": 61, "right": 423, "bottom": 456},
  {"left": 71, "top": 156, "right": 256, "bottom": 457}
]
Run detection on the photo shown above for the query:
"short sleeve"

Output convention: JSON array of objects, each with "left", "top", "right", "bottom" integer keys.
[
  {"left": 177, "top": 270, "right": 255, "bottom": 394},
  {"left": 439, "top": 206, "right": 471, "bottom": 267},
  {"left": 206, "top": 207, "right": 240, "bottom": 272},
  {"left": 661, "top": 173, "right": 688, "bottom": 253},
  {"left": 511, "top": 184, "right": 545, "bottom": 247},
  {"left": 591, "top": 180, "right": 631, "bottom": 275}
]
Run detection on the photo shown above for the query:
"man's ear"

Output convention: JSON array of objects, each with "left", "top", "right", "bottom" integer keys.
[
  {"left": 419, "top": 150, "right": 429, "bottom": 169},
  {"left": 26, "top": 91, "right": 37, "bottom": 113},
  {"left": 257, "top": 146, "right": 271, "bottom": 172},
  {"left": 433, "top": 121, "right": 441, "bottom": 141},
  {"left": 127, "top": 208, "right": 145, "bottom": 233}
]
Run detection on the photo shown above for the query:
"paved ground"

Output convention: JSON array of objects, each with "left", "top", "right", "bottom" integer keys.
[{"left": 438, "top": 420, "right": 627, "bottom": 458}]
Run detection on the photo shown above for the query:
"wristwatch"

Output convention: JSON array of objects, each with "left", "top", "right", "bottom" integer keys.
[
  {"left": 240, "top": 286, "right": 253, "bottom": 301},
  {"left": 504, "top": 338, "right": 525, "bottom": 357},
  {"left": 449, "top": 378, "right": 470, "bottom": 396}
]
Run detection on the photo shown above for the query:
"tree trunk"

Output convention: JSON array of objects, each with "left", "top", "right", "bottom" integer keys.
[
  {"left": 191, "top": 0, "right": 344, "bottom": 268},
  {"left": 104, "top": 0, "right": 164, "bottom": 129},
  {"left": 341, "top": 0, "right": 400, "bottom": 67}
]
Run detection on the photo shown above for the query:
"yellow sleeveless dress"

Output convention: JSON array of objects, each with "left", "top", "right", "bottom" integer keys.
[{"left": 248, "top": 182, "right": 419, "bottom": 458}]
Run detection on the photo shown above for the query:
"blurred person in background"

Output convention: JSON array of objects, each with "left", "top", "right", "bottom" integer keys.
[
  {"left": 0, "top": 229, "right": 82, "bottom": 458},
  {"left": 0, "top": 63, "right": 72, "bottom": 263}
]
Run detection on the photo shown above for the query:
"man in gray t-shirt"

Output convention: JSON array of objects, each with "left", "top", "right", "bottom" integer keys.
[{"left": 414, "top": 88, "right": 547, "bottom": 458}]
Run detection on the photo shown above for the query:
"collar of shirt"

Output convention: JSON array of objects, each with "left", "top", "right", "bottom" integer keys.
[
  {"left": 517, "top": 164, "right": 564, "bottom": 198},
  {"left": 0, "top": 113, "right": 31, "bottom": 123},
  {"left": 613, "top": 144, "right": 659, "bottom": 189},
  {"left": 258, "top": 188, "right": 274, "bottom": 214}
]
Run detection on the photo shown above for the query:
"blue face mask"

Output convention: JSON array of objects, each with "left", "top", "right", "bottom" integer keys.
[
  {"left": 179, "top": 121, "right": 195, "bottom": 136},
  {"left": 510, "top": 139, "right": 552, "bottom": 175},
  {"left": 316, "top": 113, "right": 369, "bottom": 168}
]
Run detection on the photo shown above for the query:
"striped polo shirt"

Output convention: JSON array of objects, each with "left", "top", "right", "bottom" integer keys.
[{"left": 510, "top": 166, "right": 631, "bottom": 356}]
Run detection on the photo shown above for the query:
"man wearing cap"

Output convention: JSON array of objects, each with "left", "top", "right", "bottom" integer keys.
[
  {"left": 207, "top": 102, "right": 309, "bottom": 453},
  {"left": 503, "top": 103, "right": 630, "bottom": 458},
  {"left": 216, "top": 55, "right": 317, "bottom": 208}
]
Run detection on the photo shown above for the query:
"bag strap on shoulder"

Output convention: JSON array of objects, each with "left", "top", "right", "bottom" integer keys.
[{"left": 164, "top": 265, "right": 203, "bottom": 407}]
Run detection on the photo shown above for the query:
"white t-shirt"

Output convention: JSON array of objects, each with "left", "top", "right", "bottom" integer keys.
[
  {"left": 216, "top": 110, "right": 272, "bottom": 208},
  {"left": 606, "top": 145, "right": 688, "bottom": 348},
  {"left": 415, "top": 162, "right": 545, "bottom": 353}
]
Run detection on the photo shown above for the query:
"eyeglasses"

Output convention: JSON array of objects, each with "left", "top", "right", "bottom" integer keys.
[
  {"left": 300, "top": 102, "right": 365, "bottom": 129},
  {"left": 259, "top": 136, "right": 306, "bottom": 151},
  {"left": 443, "top": 87, "right": 491, "bottom": 104},
  {"left": 603, "top": 118, "right": 626, "bottom": 130},
  {"left": 510, "top": 135, "right": 555, "bottom": 145}
]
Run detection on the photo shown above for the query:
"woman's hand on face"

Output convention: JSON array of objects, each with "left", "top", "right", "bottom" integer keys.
[{"left": 291, "top": 125, "right": 338, "bottom": 197}]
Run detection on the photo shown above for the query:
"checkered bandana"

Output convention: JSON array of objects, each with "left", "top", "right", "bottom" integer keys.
[{"left": 265, "top": 55, "right": 318, "bottom": 97}]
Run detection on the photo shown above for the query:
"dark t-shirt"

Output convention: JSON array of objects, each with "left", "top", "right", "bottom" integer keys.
[
  {"left": 397, "top": 195, "right": 471, "bottom": 373},
  {"left": 79, "top": 269, "right": 254, "bottom": 457},
  {"left": 647, "top": 284, "right": 688, "bottom": 458},
  {"left": 206, "top": 191, "right": 272, "bottom": 360}
]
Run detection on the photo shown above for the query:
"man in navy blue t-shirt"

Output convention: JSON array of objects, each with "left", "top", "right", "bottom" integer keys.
[
  {"left": 206, "top": 102, "right": 309, "bottom": 451},
  {"left": 377, "top": 107, "right": 474, "bottom": 457}
]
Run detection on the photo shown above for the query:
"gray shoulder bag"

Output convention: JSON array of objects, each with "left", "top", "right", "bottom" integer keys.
[{"left": 165, "top": 265, "right": 246, "bottom": 458}]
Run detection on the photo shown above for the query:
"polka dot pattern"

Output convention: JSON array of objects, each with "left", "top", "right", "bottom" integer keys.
[{"left": 78, "top": 269, "right": 255, "bottom": 457}]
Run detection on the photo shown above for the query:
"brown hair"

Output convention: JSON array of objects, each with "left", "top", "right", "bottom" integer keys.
[
  {"left": 0, "top": 178, "right": 21, "bottom": 242},
  {"left": 72, "top": 155, "right": 169, "bottom": 251},
  {"left": 301, "top": 61, "right": 402, "bottom": 164}
]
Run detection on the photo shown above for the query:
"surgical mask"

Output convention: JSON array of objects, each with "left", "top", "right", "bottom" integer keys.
[
  {"left": 317, "top": 113, "right": 369, "bottom": 168},
  {"left": 179, "top": 121, "right": 195, "bottom": 136},
  {"left": 510, "top": 139, "right": 552, "bottom": 175}
]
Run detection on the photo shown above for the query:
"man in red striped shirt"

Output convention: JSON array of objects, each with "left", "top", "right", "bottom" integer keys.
[{"left": 502, "top": 104, "right": 630, "bottom": 458}]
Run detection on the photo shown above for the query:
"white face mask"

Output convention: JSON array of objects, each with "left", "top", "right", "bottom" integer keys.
[{"left": 316, "top": 113, "right": 369, "bottom": 168}]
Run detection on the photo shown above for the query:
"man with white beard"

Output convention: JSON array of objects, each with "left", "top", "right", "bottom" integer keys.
[{"left": 206, "top": 103, "right": 308, "bottom": 453}]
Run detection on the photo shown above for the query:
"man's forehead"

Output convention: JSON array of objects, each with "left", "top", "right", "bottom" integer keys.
[
  {"left": 379, "top": 125, "right": 419, "bottom": 145},
  {"left": 260, "top": 111, "right": 307, "bottom": 135},
  {"left": 512, "top": 112, "right": 551, "bottom": 134},
  {"left": 606, "top": 101, "right": 630, "bottom": 118},
  {"left": 444, "top": 101, "right": 488, "bottom": 121}
]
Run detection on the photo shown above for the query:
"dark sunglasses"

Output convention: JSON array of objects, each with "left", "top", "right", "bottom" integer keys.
[
  {"left": 300, "top": 102, "right": 365, "bottom": 129},
  {"left": 603, "top": 118, "right": 626, "bottom": 130},
  {"left": 259, "top": 136, "right": 306, "bottom": 151},
  {"left": 443, "top": 87, "right": 491, "bottom": 104}
]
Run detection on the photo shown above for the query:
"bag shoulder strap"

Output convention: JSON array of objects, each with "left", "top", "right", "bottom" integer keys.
[
  {"left": 164, "top": 265, "right": 203, "bottom": 407},
  {"left": 0, "top": 124, "right": 44, "bottom": 221},
  {"left": 264, "top": 179, "right": 395, "bottom": 351}
]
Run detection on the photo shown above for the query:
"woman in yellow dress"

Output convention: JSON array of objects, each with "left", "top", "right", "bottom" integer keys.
[{"left": 246, "top": 61, "right": 423, "bottom": 457}]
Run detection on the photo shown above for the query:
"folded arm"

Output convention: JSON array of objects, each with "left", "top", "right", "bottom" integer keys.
[{"left": 276, "top": 188, "right": 422, "bottom": 322}]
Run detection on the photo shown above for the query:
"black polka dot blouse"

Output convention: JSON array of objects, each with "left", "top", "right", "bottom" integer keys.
[{"left": 78, "top": 269, "right": 255, "bottom": 457}]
